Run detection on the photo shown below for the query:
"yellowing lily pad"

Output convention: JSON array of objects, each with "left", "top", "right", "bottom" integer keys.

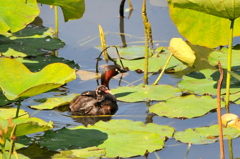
[
  {"left": 0, "top": 58, "right": 76, "bottom": 100},
  {"left": 111, "top": 84, "right": 181, "bottom": 102},
  {"left": 39, "top": 120, "right": 174, "bottom": 158},
  {"left": 149, "top": 95, "right": 224, "bottom": 118},
  {"left": 30, "top": 93, "right": 78, "bottom": 110},
  {"left": 174, "top": 124, "right": 240, "bottom": 145}
]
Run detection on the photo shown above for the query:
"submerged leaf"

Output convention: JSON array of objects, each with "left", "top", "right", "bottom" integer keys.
[
  {"left": 149, "top": 95, "right": 224, "bottom": 118},
  {"left": 169, "top": 38, "right": 196, "bottom": 67},
  {"left": 0, "top": 58, "right": 76, "bottom": 100},
  {"left": 111, "top": 84, "right": 181, "bottom": 102}
]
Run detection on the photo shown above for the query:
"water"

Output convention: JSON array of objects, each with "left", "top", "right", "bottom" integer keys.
[{"left": 18, "top": 0, "right": 240, "bottom": 158}]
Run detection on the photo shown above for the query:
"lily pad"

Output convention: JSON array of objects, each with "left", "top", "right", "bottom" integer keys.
[
  {"left": 0, "top": 117, "right": 53, "bottom": 136},
  {"left": 111, "top": 84, "right": 181, "bottom": 102},
  {"left": 178, "top": 69, "right": 240, "bottom": 95},
  {"left": 149, "top": 95, "right": 224, "bottom": 118},
  {"left": 0, "top": 108, "right": 29, "bottom": 119},
  {"left": 117, "top": 48, "right": 188, "bottom": 72},
  {"left": 30, "top": 93, "right": 78, "bottom": 110},
  {"left": 208, "top": 47, "right": 240, "bottom": 69},
  {"left": 0, "top": 0, "right": 39, "bottom": 34},
  {"left": 174, "top": 124, "right": 240, "bottom": 145},
  {"left": 39, "top": 120, "right": 174, "bottom": 158},
  {"left": 0, "top": 25, "right": 65, "bottom": 57},
  {"left": 38, "top": 0, "right": 85, "bottom": 22},
  {"left": 52, "top": 147, "right": 106, "bottom": 159},
  {"left": 16, "top": 55, "right": 80, "bottom": 72},
  {"left": 0, "top": 58, "right": 76, "bottom": 100}
]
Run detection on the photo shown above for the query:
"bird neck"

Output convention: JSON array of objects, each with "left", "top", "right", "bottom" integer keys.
[{"left": 101, "top": 70, "right": 116, "bottom": 88}]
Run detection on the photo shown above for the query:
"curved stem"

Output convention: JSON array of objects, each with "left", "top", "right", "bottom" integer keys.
[
  {"left": 225, "top": 19, "right": 235, "bottom": 109},
  {"left": 153, "top": 53, "right": 173, "bottom": 85}
]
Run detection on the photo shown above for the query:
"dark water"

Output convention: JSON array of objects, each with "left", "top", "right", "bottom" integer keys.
[{"left": 19, "top": 0, "right": 240, "bottom": 158}]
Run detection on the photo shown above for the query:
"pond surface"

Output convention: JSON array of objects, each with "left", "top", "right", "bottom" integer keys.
[{"left": 18, "top": 0, "right": 240, "bottom": 158}]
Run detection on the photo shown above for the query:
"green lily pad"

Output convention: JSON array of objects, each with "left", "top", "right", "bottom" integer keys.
[
  {"left": 208, "top": 47, "right": 240, "bottom": 69},
  {"left": 0, "top": 117, "right": 53, "bottom": 136},
  {"left": 0, "top": 25, "right": 65, "bottom": 57},
  {"left": 0, "top": 108, "right": 29, "bottom": 119},
  {"left": 174, "top": 124, "right": 240, "bottom": 145},
  {"left": 0, "top": 58, "right": 76, "bottom": 100},
  {"left": 38, "top": 0, "right": 85, "bottom": 22},
  {"left": 39, "top": 120, "right": 174, "bottom": 158},
  {"left": 52, "top": 147, "right": 106, "bottom": 159},
  {"left": 16, "top": 55, "right": 80, "bottom": 72},
  {"left": 111, "top": 84, "right": 181, "bottom": 102},
  {"left": 178, "top": 69, "right": 240, "bottom": 95},
  {"left": 4, "top": 136, "right": 31, "bottom": 150},
  {"left": 168, "top": 2, "right": 240, "bottom": 48},
  {"left": 0, "top": 0, "right": 39, "bottom": 34},
  {"left": 30, "top": 93, "right": 78, "bottom": 110},
  {"left": 117, "top": 48, "right": 188, "bottom": 72},
  {"left": 149, "top": 95, "right": 224, "bottom": 118},
  {"left": 0, "top": 153, "right": 29, "bottom": 159}
]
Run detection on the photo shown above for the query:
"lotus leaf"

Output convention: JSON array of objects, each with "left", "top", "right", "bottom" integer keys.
[
  {"left": 52, "top": 147, "right": 105, "bottom": 159},
  {"left": 149, "top": 95, "right": 224, "bottom": 118},
  {"left": 117, "top": 48, "right": 188, "bottom": 72},
  {"left": 170, "top": 0, "right": 240, "bottom": 20},
  {"left": 0, "top": 26, "right": 65, "bottom": 57},
  {"left": 208, "top": 47, "right": 240, "bottom": 69},
  {"left": 111, "top": 84, "right": 181, "bottom": 102},
  {"left": 0, "top": 58, "right": 76, "bottom": 100},
  {"left": 0, "top": 117, "right": 53, "bottom": 136},
  {"left": 4, "top": 136, "right": 31, "bottom": 150},
  {"left": 0, "top": 153, "right": 29, "bottom": 159},
  {"left": 168, "top": 2, "right": 240, "bottom": 48},
  {"left": 38, "top": 0, "right": 85, "bottom": 22},
  {"left": 178, "top": 69, "right": 240, "bottom": 95},
  {"left": 174, "top": 124, "right": 240, "bottom": 145},
  {"left": 39, "top": 120, "right": 174, "bottom": 158},
  {"left": 0, "top": 0, "right": 39, "bottom": 34},
  {"left": 0, "top": 108, "right": 29, "bottom": 119},
  {"left": 16, "top": 55, "right": 80, "bottom": 72},
  {"left": 30, "top": 93, "right": 78, "bottom": 110}
]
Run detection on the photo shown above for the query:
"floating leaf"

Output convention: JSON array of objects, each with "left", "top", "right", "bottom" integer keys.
[
  {"left": 111, "top": 84, "right": 181, "bottom": 102},
  {"left": 149, "top": 95, "right": 224, "bottom": 118},
  {"left": 39, "top": 120, "right": 174, "bottom": 158},
  {"left": 30, "top": 93, "right": 78, "bottom": 110},
  {"left": 0, "top": 108, "right": 29, "bottom": 119},
  {"left": 52, "top": 147, "right": 105, "bottom": 159},
  {"left": 38, "top": 0, "right": 85, "bottom": 22},
  {"left": 0, "top": 58, "right": 76, "bottom": 100},
  {"left": 168, "top": 2, "right": 240, "bottom": 48},
  {"left": 208, "top": 47, "right": 240, "bottom": 69},
  {"left": 178, "top": 69, "right": 240, "bottom": 95},
  {"left": 174, "top": 125, "right": 240, "bottom": 145},
  {"left": 0, "top": 0, "right": 39, "bottom": 34},
  {"left": 76, "top": 70, "right": 99, "bottom": 81},
  {"left": 117, "top": 48, "right": 188, "bottom": 72},
  {"left": 169, "top": 38, "right": 196, "bottom": 67},
  {"left": 0, "top": 25, "right": 65, "bottom": 57},
  {"left": 16, "top": 55, "right": 79, "bottom": 72}
]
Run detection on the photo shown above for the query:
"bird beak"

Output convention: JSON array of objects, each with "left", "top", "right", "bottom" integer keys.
[{"left": 104, "top": 89, "right": 112, "bottom": 94}]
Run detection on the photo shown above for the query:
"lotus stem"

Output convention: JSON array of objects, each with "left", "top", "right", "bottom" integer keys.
[
  {"left": 153, "top": 53, "right": 173, "bottom": 85},
  {"left": 54, "top": 6, "right": 59, "bottom": 38},
  {"left": 225, "top": 19, "right": 235, "bottom": 109},
  {"left": 8, "top": 125, "right": 17, "bottom": 159},
  {"left": 15, "top": 98, "right": 21, "bottom": 118},
  {"left": 217, "top": 61, "right": 225, "bottom": 159},
  {"left": 142, "top": 0, "right": 149, "bottom": 85}
]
